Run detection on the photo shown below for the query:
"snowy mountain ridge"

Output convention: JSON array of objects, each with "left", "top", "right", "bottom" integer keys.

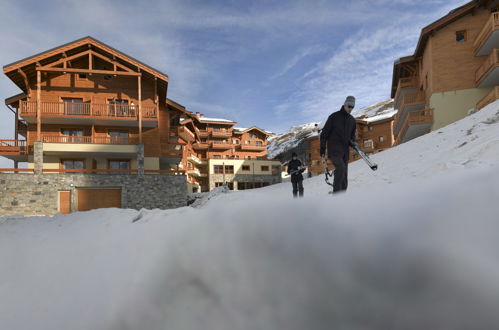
[{"left": 267, "top": 99, "right": 395, "bottom": 159}]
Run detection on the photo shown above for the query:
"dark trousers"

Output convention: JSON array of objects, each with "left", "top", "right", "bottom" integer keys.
[
  {"left": 331, "top": 154, "right": 349, "bottom": 193},
  {"left": 292, "top": 180, "right": 304, "bottom": 197}
]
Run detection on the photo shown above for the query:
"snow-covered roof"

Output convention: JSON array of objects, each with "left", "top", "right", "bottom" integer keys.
[
  {"left": 357, "top": 109, "right": 398, "bottom": 123},
  {"left": 198, "top": 117, "right": 235, "bottom": 123}
]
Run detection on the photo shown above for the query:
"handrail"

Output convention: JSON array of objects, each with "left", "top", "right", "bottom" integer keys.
[
  {"left": 475, "top": 49, "right": 499, "bottom": 84},
  {"left": 0, "top": 168, "right": 34, "bottom": 173},
  {"left": 476, "top": 86, "right": 499, "bottom": 110},
  {"left": 19, "top": 101, "right": 157, "bottom": 120},
  {"left": 474, "top": 12, "right": 499, "bottom": 54}
]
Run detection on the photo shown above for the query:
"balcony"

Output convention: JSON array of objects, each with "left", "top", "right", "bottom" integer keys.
[
  {"left": 192, "top": 141, "right": 209, "bottom": 150},
  {"left": 42, "top": 136, "right": 139, "bottom": 144},
  {"left": 211, "top": 141, "right": 232, "bottom": 150},
  {"left": 161, "top": 142, "right": 183, "bottom": 159},
  {"left": 474, "top": 13, "right": 499, "bottom": 56},
  {"left": 195, "top": 128, "right": 209, "bottom": 138},
  {"left": 394, "top": 76, "right": 419, "bottom": 106},
  {"left": 395, "top": 108, "right": 433, "bottom": 145},
  {"left": 178, "top": 126, "right": 196, "bottom": 143},
  {"left": 17, "top": 120, "right": 28, "bottom": 137},
  {"left": 19, "top": 101, "right": 157, "bottom": 126},
  {"left": 239, "top": 143, "right": 267, "bottom": 151},
  {"left": 211, "top": 129, "right": 232, "bottom": 138},
  {"left": 394, "top": 91, "right": 425, "bottom": 135},
  {"left": 188, "top": 154, "right": 206, "bottom": 165},
  {"left": 0, "top": 140, "right": 27, "bottom": 156},
  {"left": 187, "top": 168, "right": 201, "bottom": 177},
  {"left": 475, "top": 49, "right": 499, "bottom": 87},
  {"left": 476, "top": 86, "right": 499, "bottom": 110}
]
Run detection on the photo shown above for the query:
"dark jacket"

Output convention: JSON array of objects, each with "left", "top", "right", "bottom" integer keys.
[
  {"left": 287, "top": 158, "right": 304, "bottom": 182},
  {"left": 320, "top": 106, "right": 356, "bottom": 158}
]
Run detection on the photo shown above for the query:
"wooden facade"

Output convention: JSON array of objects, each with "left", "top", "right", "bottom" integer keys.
[
  {"left": 178, "top": 114, "right": 278, "bottom": 192},
  {"left": 392, "top": 0, "right": 499, "bottom": 144},
  {"left": 1, "top": 36, "right": 189, "bottom": 174}
]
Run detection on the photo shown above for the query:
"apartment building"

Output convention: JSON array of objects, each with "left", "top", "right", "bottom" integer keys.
[
  {"left": 0, "top": 36, "right": 189, "bottom": 215},
  {"left": 392, "top": 0, "right": 499, "bottom": 144},
  {"left": 178, "top": 113, "right": 281, "bottom": 192}
]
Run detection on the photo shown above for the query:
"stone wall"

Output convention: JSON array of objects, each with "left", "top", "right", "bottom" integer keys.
[{"left": 0, "top": 173, "right": 187, "bottom": 216}]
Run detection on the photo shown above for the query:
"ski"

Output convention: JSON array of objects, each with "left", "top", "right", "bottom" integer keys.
[
  {"left": 288, "top": 165, "right": 307, "bottom": 176},
  {"left": 351, "top": 142, "right": 378, "bottom": 171},
  {"left": 322, "top": 157, "right": 335, "bottom": 194}
]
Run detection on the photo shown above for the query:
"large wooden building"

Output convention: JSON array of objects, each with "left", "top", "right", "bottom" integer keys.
[
  {"left": 392, "top": 0, "right": 499, "bottom": 144},
  {"left": 178, "top": 112, "right": 281, "bottom": 192}
]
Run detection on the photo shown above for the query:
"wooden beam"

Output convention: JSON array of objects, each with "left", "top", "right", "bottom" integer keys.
[
  {"left": 138, "top": 75, "right": 142, "bottom": 144},
  {"left": 154, "top": 76, "right": 159, "bottom": 115},
  {"left": 36, "top": 70, "right": 41, "bottom": 141},
  {"left": 17, "top": 69, "right": 30, "bottom": 98},
  {"left": 44, "top": 50, "right": 91, "bottom": 69},
  {"left": 90, "top": 50, "right": 134, "bottom": 73},
  {"left": 89, "top": 52, "right": 92, "bottom": 71},
  {"left": 36, "top": 67, "right": 142, "bottom": 76}
]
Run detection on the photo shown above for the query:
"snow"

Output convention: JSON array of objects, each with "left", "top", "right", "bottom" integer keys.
[
  {"left": 198, "top": 117, "right": 235, "bottom": 123},
  {"left": 2, "top": 101, "right": 499, "bottom": 329}
]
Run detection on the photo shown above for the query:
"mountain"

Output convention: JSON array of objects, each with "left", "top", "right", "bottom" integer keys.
[
  {"left": 2, "top": 100, "right": 499, "bottom": 330},
  {"left": 267, "top": 99, "right": 395, "bottom": 159}
]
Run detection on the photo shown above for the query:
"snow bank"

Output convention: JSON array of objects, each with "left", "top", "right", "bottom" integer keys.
[{"left": 2, "top": 101, "right": 499, "bottom": 329}]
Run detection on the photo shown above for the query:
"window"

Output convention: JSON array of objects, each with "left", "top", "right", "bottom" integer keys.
[
  {"left": 233, "top": 139, "right": 239, "bottom": 144},
  {"left": 235, "top": 155, "right": 240, "bottom": 159},
  {"left": 368, "top": 126, "right": 373, "bottom": 131},
  {"left": 249, "top": 133, "right": 258, "bottom": 139},
  {"left": 62, "top": 159, "right": 84, "bottom": 170},
  {"left": 62, "top": 98, "right": 85, "bottom": 115},
  {"left": 61, "top": 129, "right": 85, "bottom": 143},
  {"left": 456, "top": 30, "right": 466, "bottom": 43},
  {"left": 379, "top": 136, "right": 384, "bottom": 142},
  {"left": 224, "top": 165, "right": 234, "bottom": 174},
  {"left": 242, "top": 165, "right": 251, "bottom": 171},
  {"left": 261, "top": 166, "right": 269, "bottom": 171},
  {"left": 245, "top": 156, "right": 252, "bottom": 160},
  {"left": 109, "top": 160, "right": 130, "bottom": 170},
  {"left": 213, "top": 155, "right": 221, "bottom": 159},
  {"left": 255, "top": 141, "right": 263, "bottom": 146},
  {"left": 214, "top": 165, "right": 224, "bottom": 174},
  {"left": 77, "top": 73, "right": 88, "bottom": 80},
  {"left": 364, "top": 139, "right": 373, "bottom": 148},
  {"left": 215, "top": 182, "right": 224, "bottom": 187},
  {"left": 109, "top": 130, "right": 129, "bottom": 143}
]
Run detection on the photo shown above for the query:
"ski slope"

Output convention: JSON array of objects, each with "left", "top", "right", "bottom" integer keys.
[{"left": 1, "top": 101, "right": 499, "bottom": 330}]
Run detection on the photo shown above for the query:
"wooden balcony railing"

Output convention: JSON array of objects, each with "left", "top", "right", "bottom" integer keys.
[
  {"left": 475, "top": 49, "right": 499, "bottom": 85},
  {"left": 19, "top": 101, "right": 157, "bottom": 120},
  {"left": 476, "top": 86, "right": 499, "bottom": 110},
  {"left": 211, "top": 141, "right": 232, "bottom": 149},
  {"left": 178, "top": 126, "right": 196, "bottom": 142},
  {"left": 0, "top": 140, "right": 27, "bottom": 155},
  {"left": 0, "top": 168, "right": 34, "bottom": 173},
  {"left": 192, "top": 141, "right": 209, "bottom": 150},
  {"left": 395, "top": 108, "right": 433, "bottom": 145},
  {"left": 239, "top": 143, "right": 266, "bottom": 151},
  {"left": 195, "top": 128, "right": 209, "bottom": 138},
  {"left": 42, "top": 136, "right": 139, "bottom": 144},
  {"left": 394, "top": 76, "right": 419, "bottom": 103},
  {"left": 474, "top": 12, "right": 499, "bottom": 55},
  {"left": 394, "top": 91, "right": 425, "bottom": 130},
  {"left": 211, "top": 130, "right": 232, "bottom": 138},
  {"left": 17, "top": 121, "right": 28, "bottom": 136}
]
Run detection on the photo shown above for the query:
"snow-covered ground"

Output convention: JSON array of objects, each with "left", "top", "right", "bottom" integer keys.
[{"left": 2, "top": 101, "right": 499, "bottom": 329}]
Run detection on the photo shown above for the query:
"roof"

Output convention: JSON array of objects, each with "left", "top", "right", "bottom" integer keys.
[
  {"left": 3, "top": 36, "right": 169, "bottom": 81},
  {"left": 356, "top": 110, "right": 398, "bottom": 124},
  {"left": 233, "top": 126, "right": 273, "bottom": 136},
  {"left": 197, "top": 117, "right": 236, "bottom": 124},
  {"left": 413, "top": 1, "right": 483, "bottom": 57}
]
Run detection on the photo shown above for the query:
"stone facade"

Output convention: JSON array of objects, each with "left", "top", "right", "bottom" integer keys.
[
  {"left": 0, "top": 173, "right": 187, "bottom": 216},
  {"left": 209, "top": 173, "right": 281, "bottom": 191}
]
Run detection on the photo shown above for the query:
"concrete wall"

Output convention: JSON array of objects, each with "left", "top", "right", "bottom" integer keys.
[
  {"left": 0, "top": 173, "right": 187, "bottom": 216},
  {"left": 430, "top": 87, "right": 490, "bottom": 130}
]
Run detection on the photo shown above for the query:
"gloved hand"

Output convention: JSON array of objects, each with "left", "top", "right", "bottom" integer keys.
[{"left": 319, "top": 147, "right": 325, "bottom": 158}]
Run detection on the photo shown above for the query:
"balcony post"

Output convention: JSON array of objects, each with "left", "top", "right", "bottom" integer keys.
[
  {"left": 36, "top": 70, "right": 41, "bottom": 141},
  {"left": 138, "top": 74, "right": 142, "bottom": 144},
  {"left": 34, "top": 141, "right": 43, "bottom": 175}
]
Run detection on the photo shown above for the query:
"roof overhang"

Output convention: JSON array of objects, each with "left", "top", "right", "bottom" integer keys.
[{"left": 3, "top": 36, "right": 169, "bottom": 93}]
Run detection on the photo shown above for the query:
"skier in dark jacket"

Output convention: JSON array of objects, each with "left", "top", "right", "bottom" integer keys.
[
  {"left": 287, "top": 152, "right": 305, "bottom": 198},
  {"left": 319, "top": 96, "right": 357, "bottom": 193}
]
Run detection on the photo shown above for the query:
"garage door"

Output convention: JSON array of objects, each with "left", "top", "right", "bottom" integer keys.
[{"left": 77, "top": 188, "right": 122, "bottom": 211}]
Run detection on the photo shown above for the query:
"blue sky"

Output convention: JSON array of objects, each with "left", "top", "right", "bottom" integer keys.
[{"left": 0, "top": 0, "right": 470, "bottom": 153}]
